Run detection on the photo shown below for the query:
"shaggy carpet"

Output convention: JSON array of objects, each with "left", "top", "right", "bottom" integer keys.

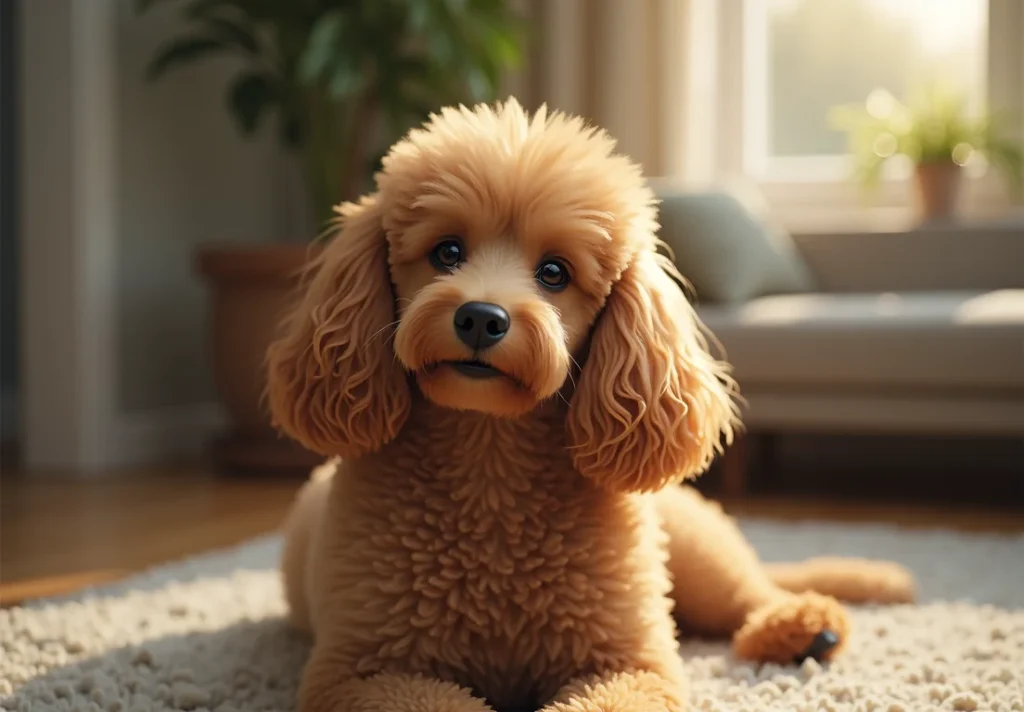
[{"left": 3, "top": 519, "right": 1023, "bottom": 712}]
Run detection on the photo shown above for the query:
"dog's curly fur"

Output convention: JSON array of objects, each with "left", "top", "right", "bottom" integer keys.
[{"left": 267, "top": 99, "right": 916, "bottom": 712}]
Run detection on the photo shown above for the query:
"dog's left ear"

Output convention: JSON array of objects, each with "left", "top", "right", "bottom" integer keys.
[
  {"left": 266, "top": 195, "right": 410, "bottom": 458},
  {"left": 567, "top": 251, "right": 739, "bottom": 493}
]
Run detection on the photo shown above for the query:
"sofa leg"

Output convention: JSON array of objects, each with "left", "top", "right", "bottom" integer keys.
[{"left": 720, "top": 432, "right": 749, "bottom": 498}]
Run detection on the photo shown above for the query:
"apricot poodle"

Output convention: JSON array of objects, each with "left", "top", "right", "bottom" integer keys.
[{"left": 267, "top": 99, "right": 915, "bottom": 712}]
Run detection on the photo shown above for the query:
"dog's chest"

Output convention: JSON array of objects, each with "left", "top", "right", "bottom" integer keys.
[{"left": 344, "top": 412, "right": 639, "bottom": 706}]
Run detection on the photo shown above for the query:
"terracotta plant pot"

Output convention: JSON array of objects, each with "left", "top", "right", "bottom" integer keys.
[
  {"left": 914, "top": 160, "right": 962, "bottom": 223},
  {"left": 196, "top": 244, "right": 323, "bottom": 474}
]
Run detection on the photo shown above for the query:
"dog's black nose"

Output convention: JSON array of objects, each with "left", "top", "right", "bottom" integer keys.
[{"left": 453, "top": 301, "right": 510, "bottom": 350}]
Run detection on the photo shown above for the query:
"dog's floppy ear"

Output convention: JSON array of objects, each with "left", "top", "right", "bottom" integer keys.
[
  {"left": 567, "top": 250, "right": 739, "bottom": 492},
  {"left": 266, "top": 195, "right": 410, "bottom": 458}
]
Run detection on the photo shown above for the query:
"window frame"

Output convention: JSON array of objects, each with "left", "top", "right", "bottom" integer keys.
[{"left": 707, "top": 0, "right": 1024, "bottom": 231}]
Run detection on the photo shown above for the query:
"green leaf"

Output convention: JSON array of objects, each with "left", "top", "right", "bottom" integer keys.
[
  {"left": 200, "top": 16, "right": 260, "bottom": 54},
  {"left": 299, "top": 11, "right": 345, "bottom": 83},
  {"left": 408, "top": 1, "right": 433, "bottom": 33},
  {"left": 482, "top": 24, "right": 522, "bottom": 69},
  {"left": 329, "top": 62, "right": 367, "bottom": 99},
  {"left": 145, "top": 36, "right": 232, "bottom": 80},
  {"left": 227, "top": 72, "right": 277, "bottom": 134},
  {"left": 428, "top": 33, "right": 456, "bottom": 67},
  {"left": 466, "top": 67, "right": 492, "bottom": 102}
]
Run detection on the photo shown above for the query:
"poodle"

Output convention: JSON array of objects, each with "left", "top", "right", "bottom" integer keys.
[{"left": 267, "top": 99, "right": 916, "bottom": 712}]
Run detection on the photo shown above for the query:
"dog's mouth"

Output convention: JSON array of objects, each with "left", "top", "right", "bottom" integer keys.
[
  {"left": 442, "top": 359, "right": 504, "bottom": 379},
  {"left": 420, "top": 360, "right": 533, "bottom": 393}
]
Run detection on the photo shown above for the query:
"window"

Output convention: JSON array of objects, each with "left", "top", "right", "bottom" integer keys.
[
  {"left": 748, "top": 0, "right": 988, "bottom": 179},
  {"left": 705, "top": 0, "right": 1020, "bottom": 227}
]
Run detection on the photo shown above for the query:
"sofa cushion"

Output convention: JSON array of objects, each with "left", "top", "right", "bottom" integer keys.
[
  {"left": 698, "top": 290, "right": 1024, "bottom": 390},
  {"left": 655, "top": 189, "right": 814, "bottom": 303}
]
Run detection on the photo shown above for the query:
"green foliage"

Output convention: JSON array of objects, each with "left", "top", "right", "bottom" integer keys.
[
  {"left": 138, "top": 0, "right": 524, "bottom": 226},
  {"left": 829, "top": 85, "right": 1024, "bottom": 194}
]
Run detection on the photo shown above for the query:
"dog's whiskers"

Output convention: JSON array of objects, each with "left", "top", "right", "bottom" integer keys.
[
  {"left": 364, "top": 320, "right": 401, "bottom": 348},
  {"left": 565, "top": 355, "right": 583, "bottom": 390}
]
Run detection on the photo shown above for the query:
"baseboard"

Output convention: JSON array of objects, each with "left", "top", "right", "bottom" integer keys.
[{"left": 108, "top": 402, "right": 226, "bottom": 468}]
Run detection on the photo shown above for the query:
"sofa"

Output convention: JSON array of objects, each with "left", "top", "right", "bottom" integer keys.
[{"left": 655, "top": 190, "right": 1024, "bottom": 494}]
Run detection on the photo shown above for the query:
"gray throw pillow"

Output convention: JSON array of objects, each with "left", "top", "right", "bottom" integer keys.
[{"left": 655, "top": 188, "right": 814, "bottom": 304}]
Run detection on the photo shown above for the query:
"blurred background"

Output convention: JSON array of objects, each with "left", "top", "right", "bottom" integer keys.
[{"left": 1, "top": 0, "right": 1022, "bottom": 603}]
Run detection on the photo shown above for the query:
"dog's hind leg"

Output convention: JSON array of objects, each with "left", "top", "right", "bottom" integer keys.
[{"left": 655, "top": 486, "right": 850, "bottom": 664}]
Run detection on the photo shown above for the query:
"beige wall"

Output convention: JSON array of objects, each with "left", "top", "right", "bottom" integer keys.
[{"left": 114, "top": 0, "right": 300, "bottom": 413}]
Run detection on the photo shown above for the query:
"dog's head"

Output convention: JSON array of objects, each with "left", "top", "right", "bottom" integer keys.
[{"left": 267, "top": 99, "right": 738, "bottom": 491}]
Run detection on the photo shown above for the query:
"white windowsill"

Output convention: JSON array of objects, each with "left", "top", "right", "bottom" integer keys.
[
  {"left": 753, "top": 169, "right": 1023, "bottom": 235},
  {"left": 650, "top": 172, "right": 1024, "bottom": 236}
]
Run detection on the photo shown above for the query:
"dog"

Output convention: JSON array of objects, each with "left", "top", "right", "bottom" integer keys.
[{"left": 267, "top": 99, "right": 915, "bottom": 712}]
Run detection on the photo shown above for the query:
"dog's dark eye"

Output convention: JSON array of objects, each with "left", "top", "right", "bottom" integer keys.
[
  {"left": 536, "top": 259, "right": 571, "bottom": 290},
  {"left": 430, "top": 238, "right": 463, "bottom": 271}
]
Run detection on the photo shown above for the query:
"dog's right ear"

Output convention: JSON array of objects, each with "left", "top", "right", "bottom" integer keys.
[
  {"left": 567, "top": 250, "right": 739, "bottom": 493},
  {"left": 266, "top": 195, "right": 410, "bottom": 458}
]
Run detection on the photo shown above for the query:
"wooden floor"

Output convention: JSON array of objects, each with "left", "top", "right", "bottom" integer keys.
[
  {"left": 0, "top": 468, "right": 302, "bottom": 605},
  {"left": 2, "top": 466, "right": 1023, "bottom": 607}
]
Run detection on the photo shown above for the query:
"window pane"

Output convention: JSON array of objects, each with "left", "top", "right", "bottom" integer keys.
[{"left": 763, "top": 0, "right": 988, "bottom": 158}]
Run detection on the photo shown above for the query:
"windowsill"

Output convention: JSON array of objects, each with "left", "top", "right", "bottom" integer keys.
[
  {"left": 649, "top": 173, "right": 1024, "bottom": 236},
  {"left": 735, "top": 167, "right": 1024, "bottom": 236}
]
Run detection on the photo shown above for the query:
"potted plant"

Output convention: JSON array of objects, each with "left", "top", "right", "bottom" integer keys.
[
  {"left": 139, "top": 0, "right": 523, "bottom": 472},
  {"left": 830, "top": 85, "right": 1023, "bottom": 222}
]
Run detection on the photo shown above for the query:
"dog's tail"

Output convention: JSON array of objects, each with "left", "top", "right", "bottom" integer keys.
[{"left": 764, "top": 557, "right": 916, "bottom": 604}]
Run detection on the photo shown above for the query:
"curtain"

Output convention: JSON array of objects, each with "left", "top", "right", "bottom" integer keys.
[{"left": 505, "top": 0, "right": 712, "bottom": 182}]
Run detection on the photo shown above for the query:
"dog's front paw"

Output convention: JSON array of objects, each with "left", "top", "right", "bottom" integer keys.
[
  {"left": 732, "top": 592, "right": 850, "bottom": 664},
  {"left": 543, "top": 671, "right": 685, "bottom": 712}
]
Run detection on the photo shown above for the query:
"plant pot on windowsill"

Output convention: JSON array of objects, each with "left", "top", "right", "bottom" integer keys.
[
  {"left": 831, "top": 87, "right": 1023, "bottom": 227},
  {"left": 914, "top": 159, "right": 962, "bottom": 223},
  {"left": 196, "top": 243, "right": 323, "bottom": 474}
]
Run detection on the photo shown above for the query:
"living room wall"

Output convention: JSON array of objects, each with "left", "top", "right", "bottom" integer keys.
[
  {"left": 114, "top": 0, "right": 301, "bottom": 415},
  {"left": 18, "top": 0, "right": 311, "bottom": 468},
  {"left": 1, "top": 0, "right": 17, "bottom": 445}
]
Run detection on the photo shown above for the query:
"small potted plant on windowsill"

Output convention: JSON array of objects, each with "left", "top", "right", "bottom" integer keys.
[
  {"left": 830, "top": 85, "right": 1023, "bottom": 223},
  {"left": 139, "top": 0, "right": 522, "bottom": 472}
]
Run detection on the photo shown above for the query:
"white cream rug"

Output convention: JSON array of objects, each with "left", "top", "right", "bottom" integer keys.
[{"left": 3, "top": 519, "right": 1023, "bottom": 712}]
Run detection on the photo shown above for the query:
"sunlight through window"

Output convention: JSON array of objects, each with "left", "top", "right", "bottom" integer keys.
[{"left": 747, "top": 0, "right": 988, "bottom": 168}]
